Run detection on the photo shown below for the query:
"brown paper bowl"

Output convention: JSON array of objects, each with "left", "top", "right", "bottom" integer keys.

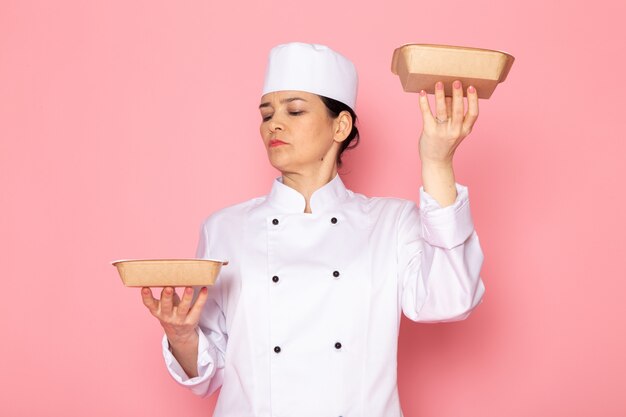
[
  {"left": 112, "top": 259, "right": 228, "bottom": 287},
  {"left": 391, "top": 44, "right": 515, "bottom": 99}
]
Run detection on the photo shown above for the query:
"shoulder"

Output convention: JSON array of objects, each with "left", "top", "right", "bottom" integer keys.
[
  {"left": 344, "top": 190, "right": 417, "bottom": 232},
  {"left": 347, "top": 189, "right": 416, "bottom": 216},
  {"left": 199, "top": 195, "right": 266, "bottom": 232}
]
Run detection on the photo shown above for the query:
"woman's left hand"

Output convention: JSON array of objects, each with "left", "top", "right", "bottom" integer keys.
[{"left": 417, "top": 80, "right": 479, "bottom": 166}]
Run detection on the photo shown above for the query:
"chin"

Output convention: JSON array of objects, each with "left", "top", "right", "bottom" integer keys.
[{"left": 266, "top": 154, "right": 291, "bottom": 173}]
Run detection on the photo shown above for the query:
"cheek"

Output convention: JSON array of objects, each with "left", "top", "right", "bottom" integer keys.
[
  {"left": 309, "top": 119, "right": 335, "bottom": 146},
  {"left": 301, "top": 113, "right": 332, "bottom": 135}
]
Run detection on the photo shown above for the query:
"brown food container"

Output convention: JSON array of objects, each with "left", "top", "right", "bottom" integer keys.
[
  {"left": 391, "top": 44, "right": 515, "bottom": 99},
  {"left": 112, "top": 259, "right": 228, "bottom": 287}
]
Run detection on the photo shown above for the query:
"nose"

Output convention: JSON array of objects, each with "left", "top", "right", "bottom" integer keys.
[{"left": 268, "top": 118, "right": 283, "bottom": 132}]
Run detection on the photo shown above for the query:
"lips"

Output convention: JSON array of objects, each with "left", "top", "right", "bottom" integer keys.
[{"left": 269, "top": 139, "right": 287, "bottom": 147}]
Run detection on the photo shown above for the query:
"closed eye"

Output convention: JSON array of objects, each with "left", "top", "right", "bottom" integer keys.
[{"left": 261, "top": 111, "right": 304, "bottom": 122}]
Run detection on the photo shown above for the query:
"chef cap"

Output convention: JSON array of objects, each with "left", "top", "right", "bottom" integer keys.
[{"left": 262, "top": 42, "right": 358, "bottom": 111}]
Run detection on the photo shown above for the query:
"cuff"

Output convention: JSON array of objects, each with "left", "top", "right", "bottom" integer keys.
[
  {"left": 161, "top": 327, "right": 216, "bottom": 386},
  {"left": 419, "top": 183, "right": 475, "bottom": 249}
]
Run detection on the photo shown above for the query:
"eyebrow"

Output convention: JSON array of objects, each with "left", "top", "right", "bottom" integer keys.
[{"left": 259, "top": 97, "right": 308, "bottom": 109}]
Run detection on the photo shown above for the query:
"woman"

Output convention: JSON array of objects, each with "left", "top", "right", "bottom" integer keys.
[{"left": 141, "top": 42, "right": 485, "bottom": 416}]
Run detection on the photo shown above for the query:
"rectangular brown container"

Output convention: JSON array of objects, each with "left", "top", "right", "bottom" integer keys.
[
  {"left": 391, "top": 44, "right": 515, "bottom": 99},
  {"left": 112, "top": 259, "right": 228, "bottom": 287}
]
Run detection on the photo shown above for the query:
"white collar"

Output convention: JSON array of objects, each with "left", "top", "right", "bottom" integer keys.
[{"left": 266, "top": 174, "right": 349, "bottom": 214}]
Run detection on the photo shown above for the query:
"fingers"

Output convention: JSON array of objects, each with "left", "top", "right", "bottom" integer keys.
[
  {"left": 418, "top": 90, "right": 434, "bottom": 125},
  {"left": 462, "top": 85, "right": 479, "bottom": 136},
  {"left": 141, "top": 287, "right": 158, "bottom": 315},
  {"left": 172, "top": 291, "right": 181, "bottom": 307},
  {"left": 451, "top": 80, "right": 464, "bottom": 127},
  {"left": 176, "top": 287, "right": 195, "bottom": 316},
  {"left": 188, "top": 287, "right": 209, "bottom": 323},
  {"left": 160, "top": 287, "right": 175, "bottom": 315},
  {"left": 146, "top": 286, "right": 206, "bottom": 321},
  {"left": 419, "top": 81, "right": 478, "bottom": 140},
  {"left": 434, "top": 81, "right": 447, "bottom": 122}
]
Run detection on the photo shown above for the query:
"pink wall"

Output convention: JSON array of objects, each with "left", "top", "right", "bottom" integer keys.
[{"left": 2, "top": 0, "right": 625, "bottom": 416}]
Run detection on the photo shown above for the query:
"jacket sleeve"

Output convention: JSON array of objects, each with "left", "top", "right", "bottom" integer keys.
[
  {"left": 398, "top": 183, "right": 485, "bottom": 322},
  {"left": 161, "top": 220, "right": 228, "bottom": 397}
]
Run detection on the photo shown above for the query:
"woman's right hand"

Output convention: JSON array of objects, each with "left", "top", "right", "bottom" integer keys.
[{"left": 141, "top": 286, "right": 209, "bottom": 346}]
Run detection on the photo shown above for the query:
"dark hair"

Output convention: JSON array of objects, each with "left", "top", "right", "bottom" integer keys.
[{"left": 319, "top": 95, "right": 359, "bottom": 167}]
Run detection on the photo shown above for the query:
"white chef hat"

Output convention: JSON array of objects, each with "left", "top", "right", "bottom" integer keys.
[{"left": 262, "top": 42, "right": 358, "bottom": 111}]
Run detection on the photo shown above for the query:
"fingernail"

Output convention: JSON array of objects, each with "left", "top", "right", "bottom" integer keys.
[
  {"left": 453, "top": 80, "right": 461, "bottom": 89},
  {"left": 468, "top": 85, "right": 476, "bottom": 94},
  {"left": 419, "top": 90, "right": 427, "bottom": 97},
  {"left": 435, "top": 82, "right": 443, "bottom": 90},
  {"left": 142, "top": 288, "right": 150, "bottom": 294},
  {"left": 201, "top": 287, "right": 208, "bottom": 293}
]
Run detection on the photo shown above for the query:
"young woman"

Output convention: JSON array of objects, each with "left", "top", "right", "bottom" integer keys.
[{"left": 141, "top": 42, "right": 485, "bottom": 416}]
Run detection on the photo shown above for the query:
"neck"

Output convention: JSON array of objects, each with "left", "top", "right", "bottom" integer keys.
[{"left": 281, "top": 165, "right": 338, "bottom": 214}]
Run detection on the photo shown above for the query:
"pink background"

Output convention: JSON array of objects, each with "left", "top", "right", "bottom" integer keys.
[{"left": 1, "top": 0, "right": 625, "bottom": 416}]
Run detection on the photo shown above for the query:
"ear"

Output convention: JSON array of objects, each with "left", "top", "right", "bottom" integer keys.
[{"left": 333, "top": 111, "right": 353, "bottom": 143}]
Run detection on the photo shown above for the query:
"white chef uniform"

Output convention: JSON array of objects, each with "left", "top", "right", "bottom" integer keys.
[{"left": 161, "top": 173, "right": 485, "bottom": 417}]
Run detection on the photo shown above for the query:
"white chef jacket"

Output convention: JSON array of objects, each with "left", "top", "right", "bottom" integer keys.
[{"left": 161, "top": 173, "right": 485, "bottom": 417}]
